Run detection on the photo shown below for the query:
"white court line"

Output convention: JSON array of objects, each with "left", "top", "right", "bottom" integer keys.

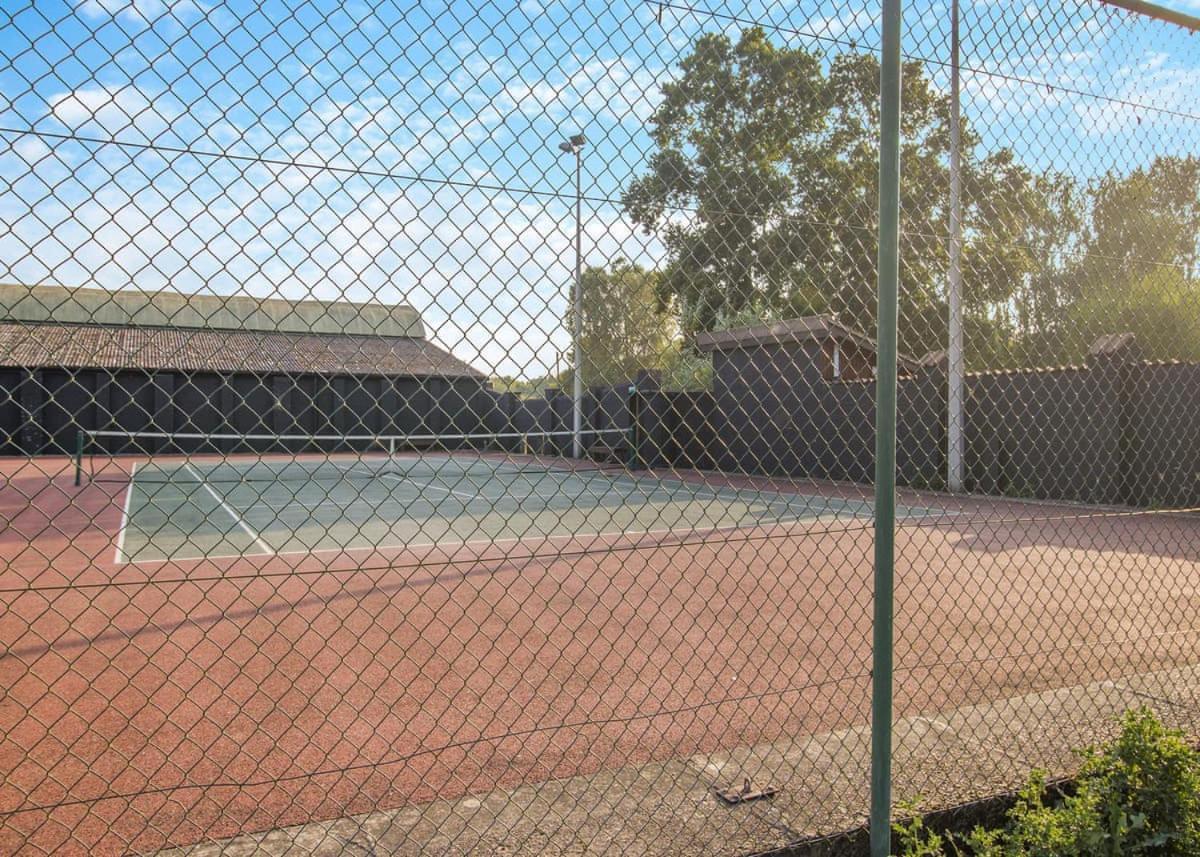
[
  {"left": 228, "top": 486, "right": 596, "bottom": 515},
  {"left": 113, "top": 461, "right": 139, "bottom": 565},
  {"left": 184, "top": 462, "right": 275, "bottom": 557},
  {"left": 349, "top": 466, "right": 484, "bottom": 501}
]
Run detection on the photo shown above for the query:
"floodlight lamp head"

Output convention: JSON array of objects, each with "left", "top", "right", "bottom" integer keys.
[{"left": 558, "top": 133, "right": 586, "bottom": 155}]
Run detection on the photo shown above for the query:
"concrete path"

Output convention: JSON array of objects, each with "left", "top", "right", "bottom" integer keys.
[{"left": 159, "top": 664, "right": 1200, "bottom": 856}]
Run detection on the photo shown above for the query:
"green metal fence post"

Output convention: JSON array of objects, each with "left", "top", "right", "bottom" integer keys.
[
  {"left": 871, "top": 0, "right": 903, "bottom": 852},
  {"left": 74, "top": 429, "right": 84, "bottom": 487}
]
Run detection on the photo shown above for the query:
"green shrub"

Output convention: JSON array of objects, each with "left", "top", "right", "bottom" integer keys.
[{"left": 893, "top": 708, "right": 1200, "bottom": 856}]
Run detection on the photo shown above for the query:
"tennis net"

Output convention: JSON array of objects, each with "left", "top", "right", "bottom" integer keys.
[{"left": 73, "top": 428, "right": 637, "bottom": 485}]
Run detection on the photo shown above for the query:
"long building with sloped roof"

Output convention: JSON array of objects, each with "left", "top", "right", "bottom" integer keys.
[{"left": 0, "top": 284, "right": 490, "bottom": 455}]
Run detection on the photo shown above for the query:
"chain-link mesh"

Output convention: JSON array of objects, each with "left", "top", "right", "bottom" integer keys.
[{"left": 1, "top": 0, "right": 1198, "bottom": 854}]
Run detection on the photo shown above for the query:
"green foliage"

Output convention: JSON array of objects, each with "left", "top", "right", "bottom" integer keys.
[
  {"left": 625, "top": 27, "right": 1200, "bottom": 368},
  {"left": 490, "top": 374, "right": 562, "bottom": 397},
  {"left": 1086, "top": 156, "right": 1200, "bottom": 286},
  {"left": 622, "top": 27, "right": 829, "bottom": 336},
  {"left": 1011, "top": 154, "right": 1200, "bottom": 367},
  {"left": 657, "top": 342, "right": 712, "bottom": 391},
  {"left": 1066, "top": 265, "right": 1200, "bottom": 364},
  {"left": 893, "top": 708, "right": 1200, "bottom": 856},
  {"left": 894, "top": 800, "right": 967, "bottom": 857},
  {"left": 623, "top": 28, "right": 1078, "bottom": 362},
  {"left": 569, "top": 260, "right": 675, "bottom": 388}
]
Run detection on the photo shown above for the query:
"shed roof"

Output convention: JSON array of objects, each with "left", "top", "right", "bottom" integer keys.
[
  {"left": 1088, "top": 332, "right": 1138, "bottom": 357},
  {"left": 694, "top": 314, "right": 921, "bottom": 371}
]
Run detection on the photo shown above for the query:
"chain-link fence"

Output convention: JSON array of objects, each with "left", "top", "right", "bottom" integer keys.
[{"left": 2, "top": 0, "right": 1199, "bottom": 854}]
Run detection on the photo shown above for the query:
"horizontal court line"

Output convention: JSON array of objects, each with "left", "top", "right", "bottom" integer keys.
[
  {"left": 358, "top": 467, "right": 481, "bottom": 501},
  {"left": 223, "top": 489, "right": 602, "bottom": 515},
  {"left": 220, "top": 481, "right": 857, "bottom": 517},
  {"left": 129, "top": 469, "right": 801, "bottom": 513},
  {"left": 145, "top": 453, "right": 887, "bottom": 515},
  {"left": 116, "top": 494, "right": 957, "bottom": 566}
]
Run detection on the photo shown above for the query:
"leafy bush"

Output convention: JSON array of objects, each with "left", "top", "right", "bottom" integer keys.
[{"left": 894, "top": 708, "right": 1200, "bottom": 856}]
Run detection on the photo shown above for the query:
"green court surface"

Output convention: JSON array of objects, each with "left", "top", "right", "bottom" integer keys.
[{"left": 115, "top": 455, "right": 935, "bottom": 564}]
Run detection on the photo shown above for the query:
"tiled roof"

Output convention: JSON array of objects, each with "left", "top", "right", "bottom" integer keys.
[
  {"left": 1088, "top": 332, "right": 1138, "bottom": 357},
  {"left": 694, "top": 314, "right": 922, "bottom": 371},
  {"left": 0, "top": 322, "right": 484, "bottom": 378},
  {"left": 0, "top": 283, "right": 424, "bottom": 338}
]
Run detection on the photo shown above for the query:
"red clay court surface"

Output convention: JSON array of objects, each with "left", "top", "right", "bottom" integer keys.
[{"left": 2, "top": 453, "right": 1200, "bottom": 855}]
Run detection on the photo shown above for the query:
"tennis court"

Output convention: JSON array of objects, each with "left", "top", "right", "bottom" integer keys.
[
  {"left": 108, "top": 450, "right": 940, "bottom": 565},
  {"left": 5, "top": 448, "right": 1200, "bottom": 856}
]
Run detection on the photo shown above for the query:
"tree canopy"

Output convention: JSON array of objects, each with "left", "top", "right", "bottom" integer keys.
[
  {"left": 622, "top": 27, "right": 1199, "bottom": 372},
  {"left": 570, "top": 260, "right": 675, "bottom": 388}
]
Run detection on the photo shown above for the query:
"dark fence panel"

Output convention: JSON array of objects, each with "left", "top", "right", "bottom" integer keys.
[
  {"left": 39, "top": 370, "right": 92, "bottom": 455},
  {"left": 2, "top": 370, "right": 499, "bottom": 456},
  {"left": 0, "top": 368, "right": 22, "bottom": 455},
  {"left": 820, "top": 380, "right": 876, "bottom": 484},
  {"left": 661, "top": 391, "right": 716, "bottom": 471},
  {"left": 898, "top": 370, "right": 946, "bottom": 490},
  {"left": 1124, "top": 362, "right": 1200, "bottom": 508},
  {"left": 645, "top": 352, "right": 1198, "bottom": 508},
  {"left": 10, "top": 359, "right": 1200, "bottom": 510},
  {"left": 965, "top": 368, "right": 1122, "bottom": 504}
]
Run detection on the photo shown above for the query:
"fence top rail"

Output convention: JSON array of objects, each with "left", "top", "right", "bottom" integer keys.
[{"left": 1098, "top": 0, "right": 1200, "bottom": 31}]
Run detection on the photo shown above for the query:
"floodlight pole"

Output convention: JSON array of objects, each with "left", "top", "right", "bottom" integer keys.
[
  {"left": 559, "top": 133, "right": 587, "bottom": 459},
  {"left": 947, "top": 0, "right": 965, "bottom": 493},
  {"left": 871, "top": 0, "right": 902, "bottom": 853}
]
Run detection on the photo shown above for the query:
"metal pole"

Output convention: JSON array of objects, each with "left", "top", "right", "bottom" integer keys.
[
  {"left": 74, "top": 429, "right": 84, "bottom": 487},
  {"left": 871, "top": 0, "right": 902, "bottom": 851},
  {"left": 1099, "top": 0, "right": 1200, "bottom": 31},
  {"left": 572, "top": 148, "right": 584, "bottom": 459},
  {"left": 947, "top": 0, "right": 964, "bottom": 493}
]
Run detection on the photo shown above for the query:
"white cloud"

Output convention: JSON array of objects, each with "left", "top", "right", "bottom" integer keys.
[
  {"left": 2, "top": 122, "right": 663, "bottom": 377},
  {"left": 1077, "top": 52, "right": 1196, "bottom": 136},
  {"left": 492, "top": 56, "right": 666, "bottom": 127},
  {"left": 5, "top": 20, "right": 675, "bottom": 378},
  {"left": 49, "top": 85, "right": 182, "bottom": 139},
  {"left": 76, "top": 0, "right": 205, "bottom": 25}
]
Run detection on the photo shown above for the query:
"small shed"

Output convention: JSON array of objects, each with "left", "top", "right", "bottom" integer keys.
[{"left": 694, "top": 314, "right": 920, "bottom": 383}]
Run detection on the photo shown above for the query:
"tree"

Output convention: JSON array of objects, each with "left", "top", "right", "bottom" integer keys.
[
  {"left": 490, "top": 374, "right": 561, "bottom": 397},
  {"left": 569, "top": 260, "right": 675, "bottom": 387},
  {"left": 1086, "top": 155, "right": 1200, "bottom": 284},
  {"left": 1068, "top": 267, "right": 1200, "bottom": 362},
  {"left": 622, "top": 28, "right": 830, "bottom": 336},
  {"left": 624, "top": 28, "right": 1077, "bottom": 362},
  {"left": 1021, "top": 155, "right": 1200, "bottom": 364}
]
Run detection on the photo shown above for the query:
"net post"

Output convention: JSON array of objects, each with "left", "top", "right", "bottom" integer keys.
[
  {"left": 871, "top": 0, "right": 902, "bottom": 852},
  {"left": 74, "top": 429, "right": 85, "bottom": 487},
  {"left": 627, "top": 384, "right": 639, "bottom": 470}
]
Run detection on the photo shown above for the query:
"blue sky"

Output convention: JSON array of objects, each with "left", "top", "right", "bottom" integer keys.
[{"left": 1, "top": 0, "right": 1198, "bottom": 376}]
